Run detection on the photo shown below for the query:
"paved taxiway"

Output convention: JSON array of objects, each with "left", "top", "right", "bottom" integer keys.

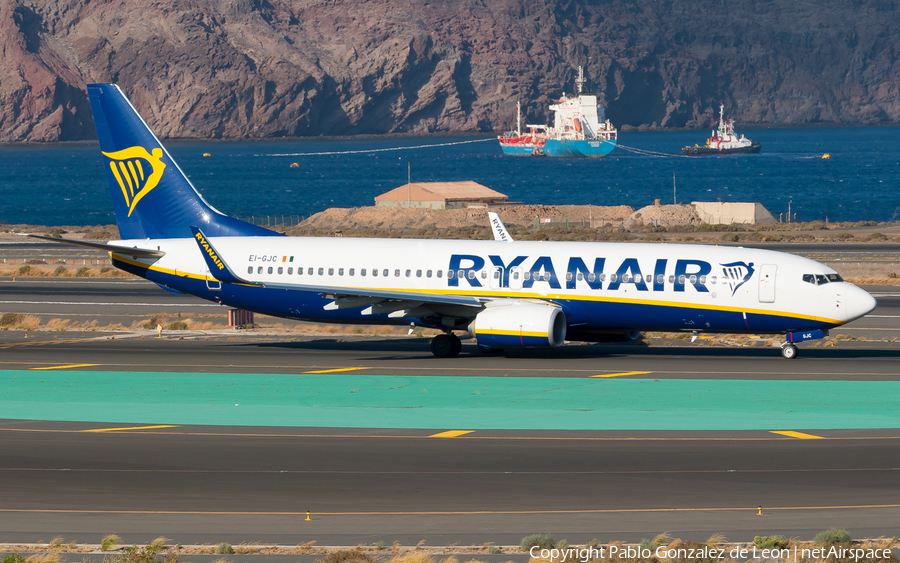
[{"left": 1, "top": 277, "right": 899, "bottom": 545}]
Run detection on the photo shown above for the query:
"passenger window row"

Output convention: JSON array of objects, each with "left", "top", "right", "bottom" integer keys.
[
  {"left": 243, "top": 266, "right": 732, "bottom": 287},
  {"left": 246, "top": 266, "right": 454, "bottom": 278}
]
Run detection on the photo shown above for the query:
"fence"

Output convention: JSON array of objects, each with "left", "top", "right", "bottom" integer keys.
[
  {"left": 2, "top": 258, "right": 112, "bottom": 265},
  {"left": 236, "top": 215, "right": 305, "bottom": 227},
  {"left": 533, "top": 218, "right": 590, "bottom": 228}
]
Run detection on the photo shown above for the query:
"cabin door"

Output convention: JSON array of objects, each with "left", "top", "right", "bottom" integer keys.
[
  {"left": 758, "top": 264, "right": 776, "bottom": 303},
  {"left": 205, "top": 270, "right": 222, "bottom": 291}
]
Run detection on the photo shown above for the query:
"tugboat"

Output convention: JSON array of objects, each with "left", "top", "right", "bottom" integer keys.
[
  {"left": 681, "top": 105, "right": 761, "bottom": 155},
  {"left": 498, "top": 67, "right": 617, "bottom": 157}
]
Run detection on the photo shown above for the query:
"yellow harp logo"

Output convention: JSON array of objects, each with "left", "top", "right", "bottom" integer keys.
[{"left": 102, "top": 146, "right": 166, "bottom": 217}]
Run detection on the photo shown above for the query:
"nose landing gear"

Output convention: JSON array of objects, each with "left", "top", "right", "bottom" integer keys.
[
  {"left": 430, "top": 332, "right": 462, "bottom": 357},
  {"left": 781, "top": 342, "right": 799, "bottom": 359}
]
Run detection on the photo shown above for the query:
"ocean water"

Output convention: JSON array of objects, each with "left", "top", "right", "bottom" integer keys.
[{"left": 1, "top": 127, "right": 898, "bottom": 227}]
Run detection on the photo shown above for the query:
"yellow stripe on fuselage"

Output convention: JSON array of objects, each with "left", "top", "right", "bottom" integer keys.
[
  {"left": 110, "top": 255, "right": 844, "bottom": 326},
  {"left": 474, "top": 329, "right": 549, "bottom": 338}
]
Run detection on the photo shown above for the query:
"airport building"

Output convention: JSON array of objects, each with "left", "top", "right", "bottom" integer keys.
[{"left": 374, "top": 181, "right": 508, "bottom": 210}]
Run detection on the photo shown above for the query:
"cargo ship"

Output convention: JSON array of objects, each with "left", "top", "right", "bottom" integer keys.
[
  {"left": 498, "top": 67, "right": 617, "bottom": 157},
  {"left": 681, "top": 105, "right": 761, "bottom": 155}
]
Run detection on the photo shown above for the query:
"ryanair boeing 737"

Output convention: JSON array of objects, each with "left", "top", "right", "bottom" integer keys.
[{"left": 30, "top": 84, "right": 877, "bottom": 358}]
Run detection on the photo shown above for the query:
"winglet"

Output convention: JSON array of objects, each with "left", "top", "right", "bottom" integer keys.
[
  {"left": 488, "top": 212, "right": 513, "bottom": 243},
  {"left": 190, "top": 226, "right": 258, "bottom": 285}
]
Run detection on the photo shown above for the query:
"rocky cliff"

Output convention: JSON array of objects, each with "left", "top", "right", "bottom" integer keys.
[{"left": 2, "top": 0, "right": 898, "bottom": 142}]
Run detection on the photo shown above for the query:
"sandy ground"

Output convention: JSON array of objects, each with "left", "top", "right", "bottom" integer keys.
[{"left": 4, "top": 204, "right": 900, "bottom": 242}]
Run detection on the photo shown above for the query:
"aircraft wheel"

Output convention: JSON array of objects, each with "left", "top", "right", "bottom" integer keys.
[
  {"left": 781, "top": 344, "right": 798, "bottom": 359},
  {"left": 448, "top": 333, "right": 462, "bottom": 357},
  {"left": 430, "top": 334, "right": 459, "bottom": 358}
]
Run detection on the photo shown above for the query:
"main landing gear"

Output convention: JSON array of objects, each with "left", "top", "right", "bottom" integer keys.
[
  {"left": 781, "top": 343, "right": 799, "bottom": 359},
  {"left": 430, "top": 332, "right": 462, "bottom": 358}
]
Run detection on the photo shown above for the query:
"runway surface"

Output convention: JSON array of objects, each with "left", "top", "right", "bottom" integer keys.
[{"left": 1, "top": 278, "right": 899, "bottom": 545}]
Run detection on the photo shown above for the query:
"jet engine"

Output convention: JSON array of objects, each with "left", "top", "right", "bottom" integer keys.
[{"left": 469, "top": 302, "right": 566, "bottom": 348}]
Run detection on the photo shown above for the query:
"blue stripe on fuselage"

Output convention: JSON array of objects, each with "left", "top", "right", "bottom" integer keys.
[{"left": 115, "top": 259, "right": 836, "bottom": 335}]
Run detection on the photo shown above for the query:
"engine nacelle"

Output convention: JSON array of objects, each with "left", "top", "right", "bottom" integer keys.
[{"left": 469, "top": 303, "right": 567, "bottom": 348}]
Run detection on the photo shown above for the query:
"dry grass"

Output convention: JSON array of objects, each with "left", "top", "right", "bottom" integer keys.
[
  {"left": 46, "top": 319, "right": 72, "bottom": 331},
  {"left": 10, "top": 314, "right": 42, "bottom": 331},
  {"left": 149, "top": 537, "right": 170, "bottom": 551}
]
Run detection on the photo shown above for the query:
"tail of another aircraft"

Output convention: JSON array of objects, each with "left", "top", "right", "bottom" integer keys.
[{"left": 87, "top": 84, "right": 280, "bottom": 240}]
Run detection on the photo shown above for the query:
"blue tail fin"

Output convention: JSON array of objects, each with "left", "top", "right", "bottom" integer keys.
[{"left": 87, "top": 83, "right": 281, "bottom": 239}]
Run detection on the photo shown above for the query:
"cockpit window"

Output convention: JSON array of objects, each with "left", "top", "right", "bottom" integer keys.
[{"left": 803, "top": 273, "right": 844, "bottom": 285}]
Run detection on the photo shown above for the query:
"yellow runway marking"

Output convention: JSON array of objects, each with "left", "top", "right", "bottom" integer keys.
[
  {"left": 30, "top": 364, "right": 100, "bottom": 371},
  {"left": 303, "top": 367, "right": 369, "bottom": 374},
  {"left": 429, "top": 430, "right": 475, "bottom": 438},
  {"left": 1, "top": 503, "right": 898, "bottom": 516},
  {"left": 2, "top": 427, "right": 899, "bottom": 441},
  {"left": 591, "top": 371, "right": 652, "bottom": 378},
  {"left": 770, "top": 431, "right": 826, "bottom": 439},
  {"left": 81, "top": 425, "right": 180, "bottom": 433}
]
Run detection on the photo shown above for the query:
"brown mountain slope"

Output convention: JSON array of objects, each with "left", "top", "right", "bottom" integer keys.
[{"left": 2, "top": 0, "right": 898, "bottom": 142}]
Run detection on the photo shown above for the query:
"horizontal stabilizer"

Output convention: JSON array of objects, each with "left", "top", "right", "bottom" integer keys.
[{"left": 21, "top": 233, "right": 165, "bottom": 258}]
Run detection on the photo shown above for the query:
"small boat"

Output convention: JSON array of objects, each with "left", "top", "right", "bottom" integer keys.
[
  {"left": 682, "top": 105, "right": 761, "bottom": 155},
  {"left": 498, "top": 67, "right": 617, "bottom": 157}
]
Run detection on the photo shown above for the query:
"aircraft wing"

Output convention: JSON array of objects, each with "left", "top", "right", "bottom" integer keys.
[
  {"left": 20, "top": 233, "right": 166, "bottom": 258},
  {"left": 190, "top": 226, "right": 484, "bottom": 311}
]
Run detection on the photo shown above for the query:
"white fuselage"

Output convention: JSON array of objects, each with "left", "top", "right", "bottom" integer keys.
[{"left": 112, "top": 236, "right": 875, "bottom": 335}]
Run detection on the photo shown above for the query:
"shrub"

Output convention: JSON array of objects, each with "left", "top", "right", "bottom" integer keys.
[
  {"left": 149, "top": 537, "right": 170, "bottom": 551},
  {"left": 18, "top": 265, "right": 31, "bottom": 275},
  {"left": 639, "top": 538, "right": 654, "bottom": 551},
  {"left": 76, "top": 267, "right": 91, "bottom": 277},
  {"left": 101, "top": 534, "right": 121, "bottom": 551},
  {"left": 520, "top": 534, "right": 556, "bottom": 550},
  {"left": 167, "top": 320, "right": 189, "bottom": 330},
  {"left": 116, "top": 545, "right": 178, "bottom": 563},
  {"left": 0, "top": 313, "right": 23, "bottom": 326},
  {"left": 315, "top": 549, "right": 372, "bottom": 563},
  {"left": 4, "top": 554, "right": 26, "bottom": 563},
  {"left": 814, "top": 528, "right": 852, "bottom": 545},
  {"left": 487, "top": 545, "right": 501, "bottom": 554},
  {"left": 53, "top": 266, "right": 68, "bottom": 276},
  {"left": 214, "top": 543, "right": 234, "bottom": 555},
  {"left": 754, "top": 536, "right": 788, "bottom": 549},
  {"left": 100, "top": 267, "right": 113, "bottom": 273}
]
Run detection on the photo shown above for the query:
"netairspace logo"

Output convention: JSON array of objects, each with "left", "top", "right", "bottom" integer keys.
[{"left": 528, "top": 545, "right": 894, "bottom": 562}]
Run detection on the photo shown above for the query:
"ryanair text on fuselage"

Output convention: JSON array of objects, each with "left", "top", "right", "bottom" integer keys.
[{"left": 447, "top": 254, "right": 754, "bottom": 294}]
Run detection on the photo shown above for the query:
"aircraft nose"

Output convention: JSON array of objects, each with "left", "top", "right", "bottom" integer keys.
[{"left": 845, "top": 284, "right": 877, "bottom": 322}]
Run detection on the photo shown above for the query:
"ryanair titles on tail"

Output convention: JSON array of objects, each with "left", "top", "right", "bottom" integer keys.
[
  {"left": 194, "top": 231, "right": 226, "bottom": 271},
  {"left": 447, "top": 254, "right": 755, "bottom": 293}
]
